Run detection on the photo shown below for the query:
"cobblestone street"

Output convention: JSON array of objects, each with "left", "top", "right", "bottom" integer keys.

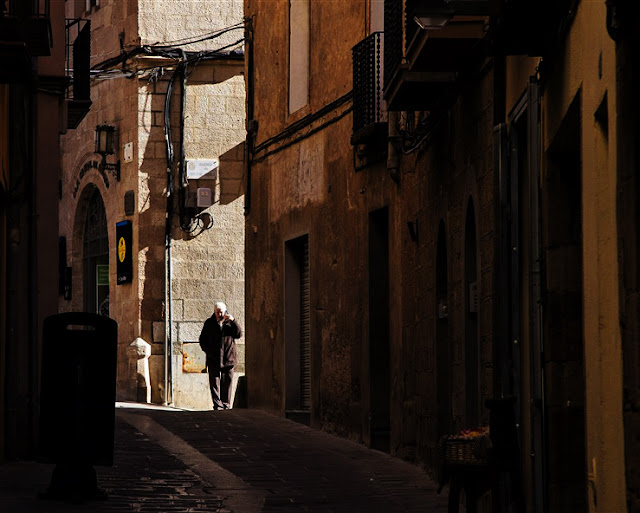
[{"left": 0, "top": 404, "right": 449, "bottom": 513}]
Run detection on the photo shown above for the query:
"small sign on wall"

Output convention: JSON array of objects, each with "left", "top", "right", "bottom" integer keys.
[
  {"left": 96, "top": 264, "right": 109, "bottom": 286},
  {"left": 123, "top": 142, "right": 134, "bottom": 163},
  {"left": 182, "top": 343, "right": 207, "bottom": 373},
  {"left": 116, "top": 220, "right": 133, "bottom": 285},
  {"left": 186, "top": 159, "right": 218, "bottom": 179}
]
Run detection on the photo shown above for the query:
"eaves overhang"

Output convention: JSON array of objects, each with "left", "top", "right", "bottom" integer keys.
[
  {"left": 384, "top": 13, "right": 487, "bottom": 112},
  {"left": 0, "top": 15, "right": 52, "bottom": 57}
]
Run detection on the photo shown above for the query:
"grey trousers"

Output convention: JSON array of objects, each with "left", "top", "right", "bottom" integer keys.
[{"left": 208, "top": 367, "right": 234, "bottom": 409}]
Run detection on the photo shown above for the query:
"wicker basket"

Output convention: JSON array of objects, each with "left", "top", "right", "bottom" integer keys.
[{"left": 444, "top": 436, "right": 490, "bottom": 466}]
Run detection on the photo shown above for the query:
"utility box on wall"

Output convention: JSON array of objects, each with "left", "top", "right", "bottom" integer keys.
[{"left": 196, "top": 188, "right": 212, "bottom": 207}]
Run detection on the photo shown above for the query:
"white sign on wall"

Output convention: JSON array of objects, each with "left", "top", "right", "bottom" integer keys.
[
  {"left": 123, "top": 142, "right": 134, "bottom": 163},
  {"left": 186, "top": 159, "right": 219, "bottom": 179}
]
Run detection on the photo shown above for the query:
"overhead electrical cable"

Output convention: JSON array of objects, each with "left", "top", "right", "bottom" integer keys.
[{"left": 148, "top": 22, "right": 244, "bottom": 47}]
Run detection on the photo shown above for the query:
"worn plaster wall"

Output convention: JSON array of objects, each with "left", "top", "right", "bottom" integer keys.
[
  {"left": 245, "top": 0, "right": 496, "bottom": 477},
  {"left": 502, "top": 3, "right": 626, "bottom": 512},
  {"left": 246, "top": 0, "right": 370, "bottom": 424},
  {"left": 394, "top": 82, "right": 496, "bottom": 467},
  {"left": 540, "top": 3, "right": 624, "bottom": 512}
]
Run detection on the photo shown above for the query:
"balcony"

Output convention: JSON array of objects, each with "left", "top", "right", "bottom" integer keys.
[
  {"left": 384, "top": 0, "right": 488, "bottom": 112},
  {"left": 352, "top": 32, "right": 387, "bottom": 146},
  {"left": 65, "top": 18, "right": 92, "bottom": 129},
  {"left": 488, "top": 0, "right": 578, "bottom": 56},
  {"left": 0, "top": 0, "right": 52, "bottom": 57}
]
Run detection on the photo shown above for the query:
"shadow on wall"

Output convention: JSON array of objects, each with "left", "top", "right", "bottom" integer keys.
[
  {"left": 135, "top": 69, "right": 246, "bottom": 406},
  {"left": 219, "top": 141, "right": 245, "bottom": 205},
  {"left": 137, "top": 121, "right": 168, "bottom": 404}
]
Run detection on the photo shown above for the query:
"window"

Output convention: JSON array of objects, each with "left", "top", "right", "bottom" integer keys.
[
  {"left": 288, "top": 0, "right": 309, "bottom": 114},
  {"left": 370, "top": 0, "right": 384, "bottom": 33}
]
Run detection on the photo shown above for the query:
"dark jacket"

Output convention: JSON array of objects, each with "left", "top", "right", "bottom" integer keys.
[{"left": 199, "top": 315, "right": 242, "bottom": 370}]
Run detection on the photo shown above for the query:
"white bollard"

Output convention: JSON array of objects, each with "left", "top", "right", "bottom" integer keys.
[{"left": 128, "top": 338, "right": 151, "bottom": 403}]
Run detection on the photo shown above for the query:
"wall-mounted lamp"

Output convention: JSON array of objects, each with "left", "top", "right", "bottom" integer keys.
[
  {"left": 414, "top": 1, "right": 486, "bottom": 30},
  {"left": 414, "top": 12, "right": 453, "bottom": 30},
  {"left": 95, "top": 124, "right": 120, "bottom": 181}
]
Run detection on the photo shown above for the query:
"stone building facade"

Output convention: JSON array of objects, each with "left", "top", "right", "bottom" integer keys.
[
  {"left": 493, "top": 2, "right": 627, "bottom": 511},
  {"left": 244, "top": 0, "right": 496, "bottom": 463},
  {"left": 1, "top": 0, "right": 69, "bottom": 459},
  {"left": 59, "top": 0, "right": 246, "bottom": 410},
  {"left": 244, "top": 1, "right": 634, "bottom": 512}
]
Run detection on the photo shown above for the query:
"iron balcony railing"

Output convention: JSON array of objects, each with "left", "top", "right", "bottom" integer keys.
[
  {"left": 352, "top": 32, "right": 387, "bottom": 139},
  {"left": 383, "top": 0, "right": 403, "bottom": 88},
  {"left": 1, "top": 0, "right": 50, "bottom": 17},
  {"left": 66, "top": 18, "right": 91, "bottom": 101}
]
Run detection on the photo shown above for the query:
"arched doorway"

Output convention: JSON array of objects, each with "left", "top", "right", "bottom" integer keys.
[
  {"left": 464, "top": 199, "right": 479, "bottom": 427},
  {"left": 83, "top": 188, "right": 109, "bottom": 315}
]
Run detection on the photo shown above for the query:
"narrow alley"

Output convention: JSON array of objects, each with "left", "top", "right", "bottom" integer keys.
[
  {"left": 0, "top": 403, "right": 449, "bottom": 513},
  {"left": 3, "top": 1, "right": 640, "bottom": 512}
]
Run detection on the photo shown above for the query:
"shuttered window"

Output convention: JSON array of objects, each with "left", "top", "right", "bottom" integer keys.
[
  {"left": 285, "top": 234, "right": 310, "bottom": 414},
  {"left": 300, "top": 238, "right": 310, "bottom": 410}
]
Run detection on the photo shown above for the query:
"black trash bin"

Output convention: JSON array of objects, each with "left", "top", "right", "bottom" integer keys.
[{"left": 39, "top": 312, "right": 117, "bottom": 501}]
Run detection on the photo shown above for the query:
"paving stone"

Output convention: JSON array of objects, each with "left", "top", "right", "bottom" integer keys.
[{"left": 0, "top": 405, "right": 450, "bottom": 512}]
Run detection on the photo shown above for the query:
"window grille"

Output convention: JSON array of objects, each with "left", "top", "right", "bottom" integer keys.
[
  {"left": 383, "top": 0, "right": 402, "bottom": 88},
  {"left": 352, "top": 32, "right": 386, "bottom": 137}
]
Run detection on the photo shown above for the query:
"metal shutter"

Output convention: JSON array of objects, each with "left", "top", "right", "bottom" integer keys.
[{"left": 300, "top": 238, "right": 310, "bottom": 410}]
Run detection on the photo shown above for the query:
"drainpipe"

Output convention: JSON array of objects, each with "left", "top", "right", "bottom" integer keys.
[
  {"left": 244, "top": 16, "right": 255, "bottom": 216},
  {"left": 164, "top": 227, "right": 172, "bottom": 406},
  {"left": 163, "top": 75, "right": 176, "bottom": 407}
]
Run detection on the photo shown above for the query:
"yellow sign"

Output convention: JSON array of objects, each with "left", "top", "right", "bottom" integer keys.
[{"left": 118, "top": 237, "right": 126, "bottom": 263}]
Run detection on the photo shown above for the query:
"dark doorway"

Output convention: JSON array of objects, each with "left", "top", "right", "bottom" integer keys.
[
  {"left": 436, "top": 220, "right": 451, "bottom": 438},
  {"left": 369, "top": 207, "right": 390, "bottom": 452},
  {"left": 464, "top": 200, "right": 479, "bottom": 427},
  {"left": 82, "top": 188, "right": 108, "bottom": 315},
  {"left": 542, "top": 94, "right": 586, "bottom": 513},
  {"left": 284, "top": 234, "right": 310, "bottom": 423}
]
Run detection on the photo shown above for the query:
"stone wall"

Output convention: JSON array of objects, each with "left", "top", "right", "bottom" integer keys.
[
  {"left": 244, "top": 0, "right": 496, "bottom": 475},
  {"left": 59, "top": 0, "right": 245, "bottom": 409}
]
